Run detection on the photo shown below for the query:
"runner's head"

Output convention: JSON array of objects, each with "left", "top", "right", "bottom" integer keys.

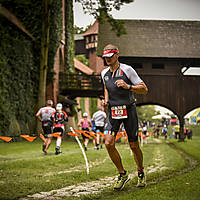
[
  {"left": 98, "top": 106, "right": 103, "bottom": 111},
  {"left": 56, "top": 103, "right": 62, "bottom": 111},
  {"left": 83, "top": 112, "right": 88, "bottom": 118},
  {"left": 102, "top": 44, "right": 119, "bottom": 66},
  {"left": 46, "top": 99, "right": 53, "bottom": 106},
  {"left": 102, "top": 44, "right": 119, "bottom": 58}
]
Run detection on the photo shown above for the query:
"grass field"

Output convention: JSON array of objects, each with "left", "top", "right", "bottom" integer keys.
[{"left": 0, "top": 135, "right": 200, "bottom": 200}]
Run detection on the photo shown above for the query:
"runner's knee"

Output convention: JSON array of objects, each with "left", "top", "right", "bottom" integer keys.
[
  {"left": 129, "top": 142, "right": 139, "bottom": 152},
  {"left": 105, "top": 141, "right": 115, "bottom": 150}
]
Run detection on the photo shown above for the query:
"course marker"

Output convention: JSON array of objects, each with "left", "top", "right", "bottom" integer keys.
[{"left": 70, "top": 127, "right": 89, "bottom": 175}]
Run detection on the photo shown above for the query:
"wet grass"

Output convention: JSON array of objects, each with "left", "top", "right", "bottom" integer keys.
[{"left": 0, "top": 136, "right": 199, "bottom": 199}]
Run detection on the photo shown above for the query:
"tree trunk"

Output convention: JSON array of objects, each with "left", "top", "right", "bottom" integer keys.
[
  {"left": 36, "top": 0, "right": 51, "bottom": 134},
  {"left": 65, "top": 0, "right": 75, "bottom": 72}
]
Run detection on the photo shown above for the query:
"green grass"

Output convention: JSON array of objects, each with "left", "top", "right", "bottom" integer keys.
[{"left": 0, "top": 136, "right": 200, "bottom": 200}]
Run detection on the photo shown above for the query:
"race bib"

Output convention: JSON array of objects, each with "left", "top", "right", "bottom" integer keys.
[{"left": 111, "top": 105, "right": 127, "bottom": 119}]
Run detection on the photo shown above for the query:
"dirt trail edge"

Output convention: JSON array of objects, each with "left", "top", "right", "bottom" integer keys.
[{"left": 20, "top": 141, "right": 199, "bottom": 200}]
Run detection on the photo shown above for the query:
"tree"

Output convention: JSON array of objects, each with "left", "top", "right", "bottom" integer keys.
[
  {"left": 75, "top": 0, "right": 134, "bottom": 36},
  {"left": 137, "top": 105, "right": 160, "bottom": 122},
  {"left": 37, "top": 0, "right": 51, "bottom": 108}
]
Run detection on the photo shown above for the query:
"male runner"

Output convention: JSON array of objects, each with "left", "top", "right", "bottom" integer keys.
[
  {"left": 92, "top": 106, "right": 107, "bottom": 149},
  {"left": 51, "top": 103, "right": 68, "bottom": 155},
  {"left": 101, "top": 44, "right": 148, "bottom": 190},
  {"left": 36, "top": 100, "right": 55, "bottom": 154}
]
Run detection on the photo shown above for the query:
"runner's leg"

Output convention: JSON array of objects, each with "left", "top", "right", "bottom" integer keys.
[
  {"left": 129, "top": 141, "right": 143, "bottom": 170},
  {"left": 105, "top": 134, "right": 125, "bottom": 173}
]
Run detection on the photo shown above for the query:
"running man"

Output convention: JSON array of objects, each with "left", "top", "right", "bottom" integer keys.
[
  {"left": 36, "top": 100, "right": 55, "bottom": 154},
  {"left": 92, "top": 106, "right": 107, "bottom": 149},
  {"left": 101, "top": 44, "right": 148, "bottom": 190},
  {"left": 78, "top": 112, "right": 92, "bottom": 151},
  {"left": 51, "top": 103, "right": 68, "bottom": 155}
]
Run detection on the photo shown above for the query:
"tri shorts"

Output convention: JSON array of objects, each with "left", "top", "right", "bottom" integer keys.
[
  {"left": 42, "top": 123, "right": 53, "bottom": 138},
  {"left": 53, "top": 127, "right": 64, "bottom": 137},
  {"left": 104, "top": 104, "right": 138, "bottom": 142},
  {"left": 96, "top": 126, "right": 104, "bottom": 133}
]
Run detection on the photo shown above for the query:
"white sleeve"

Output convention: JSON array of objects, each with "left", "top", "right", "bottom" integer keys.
[{"left": 121, "top": 64, "right": 143, "bottom": 85}]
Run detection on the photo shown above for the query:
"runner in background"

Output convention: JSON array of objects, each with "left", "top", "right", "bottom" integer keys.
[
  {"left": 51, "top": 103, "right": 68, "bottom": 155},
  {"left": 78, "top": 112, "right": 92, "bottom": 151},
  {"left": 92, "top": 106, "right": 107, "bottom": 149},
  {"left": 91, "top": 118, "right": 97, "bottom": 149},
  {"left": 36, "top": 100, "right": 55, "bottom": 154}
]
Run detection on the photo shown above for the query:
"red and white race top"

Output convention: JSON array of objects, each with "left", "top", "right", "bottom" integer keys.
[{"left": 36, "top": 106, "right": 55, "bottom": 122}]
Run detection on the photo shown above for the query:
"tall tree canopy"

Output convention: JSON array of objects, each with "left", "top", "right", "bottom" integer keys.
[{"left": 75, "top": 0, "right": 134, "bottom": 36}]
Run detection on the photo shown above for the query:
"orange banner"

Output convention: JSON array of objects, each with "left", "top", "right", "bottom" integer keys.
[
  {"left": 96, "top": 131, "right": 104, "bottom": 137},
  {"left": 20, "top": 135, "right": 36, "bottom": 142},
  {"left": 115, "top": 132, "right": 122, "bottom": 141},
  {"left": 74, "top": 129, "right": 91, "bottom": 138},
  {"left": 0, "top": 136, "right": 12, "bottom": 142},
  {"left": 85, "top": 131, "right": 97, "bottom": 139},
  {"left": 68, "top": 132, "right": 80, "bottom": 137},
  {"left": 48, "top": 132, "right": 61, "bottom": 137}
]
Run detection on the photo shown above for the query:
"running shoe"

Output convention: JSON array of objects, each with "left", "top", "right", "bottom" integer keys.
[
  {"left": 113, "top": 172, "right": 130, "bottom": 190},
  {"left": 42, "top": 144, "right": 46, "bottom": 153},
  {"left": 55, "top": 147, "right": 62, "bottom": 155},
  {"left": 136, "top": 172, "right": 146, "bottom": 187}
]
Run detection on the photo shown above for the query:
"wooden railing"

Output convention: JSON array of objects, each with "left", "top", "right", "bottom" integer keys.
[{"left": 59, "top": 72, "right": 103, "bottom": 91}]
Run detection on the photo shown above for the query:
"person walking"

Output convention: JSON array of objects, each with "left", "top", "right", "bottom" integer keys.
[
  {"left": 36, "top": 100, "right": 55, "bottom": 154},
  {"left": 101, "top": 44, "right": 148, "bottom": 190},
  {"left": 78, "top": 112, "right": 92, "bottom": 151},
  {"left": 92, "top": 106, "right": 107, "bottom": 149},
  {"left": 50, "top": 103, "right": 68, "bottom": 155}
]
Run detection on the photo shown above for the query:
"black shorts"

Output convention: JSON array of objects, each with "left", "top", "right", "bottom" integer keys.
[
  {"left": 53, "top": 127, "right": 64, "bottom": 137},
  {"left": 96, "top": 126, "right": 104, "bottom": 133},
  {"left": 104, "top": 104, "right": 138, "bottom": 142},
  {"left": 42, "top": 123, "right": 53, "bottom": 138}
]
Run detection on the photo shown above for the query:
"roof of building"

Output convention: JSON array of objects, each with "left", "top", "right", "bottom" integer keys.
[
  {"left": 97, "top": 19, "right": 200, "bottom": 58},
  {"left": 82, "top": 20, "right": 99, "bottom": 37},
  {"left": 74, "top": 58, "right": 94, "bottom": 75}
]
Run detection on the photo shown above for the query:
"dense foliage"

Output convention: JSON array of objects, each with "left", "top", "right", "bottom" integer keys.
[{"left": 0, "top": 0, "right": 63, "bottom": 136}]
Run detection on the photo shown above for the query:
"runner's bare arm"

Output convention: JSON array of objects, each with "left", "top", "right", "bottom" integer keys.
[
  {"left": 36, "top": 111, "right": 42, "bottom": 122},
  {"left": 115, "top": 79, "right": 148, "bottom": 94},
  {"left": 102, "top": 85, "right": 109, "bottom": 107},
  {"left": 130, "top": 81, "right": 148, "bottom": 94}
]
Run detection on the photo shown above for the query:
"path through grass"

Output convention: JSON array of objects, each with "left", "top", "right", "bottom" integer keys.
[{"left": 0, "top": 136, "right": 199, "bottom": 199}]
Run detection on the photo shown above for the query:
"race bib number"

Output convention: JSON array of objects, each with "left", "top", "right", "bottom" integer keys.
[{"left": 111, "top": 105, "right": 127, "bottom": 119}]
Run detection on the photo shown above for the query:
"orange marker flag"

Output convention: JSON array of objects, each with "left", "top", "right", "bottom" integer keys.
[
  {"left": 115, "top": 132, "right": 122, "bottom": 141},
  {"left": 74, "top": 129, "right": 91, "bottom": 138},
  {"left": 48, "top": 132, "right": 61, "bottom": 137},
  {"left": 0, "top": 136, "right": 12, "bottom": 142},
  {"left": 86, "top": 131, "right": 97, "bottom": 139},
  {"left": 68, "top": 132, "right": 80, "bottom": 137},
  {"left": 20, "top": 135, "right": 37, "bottom": 142},
  {"left": 73, "top": 129, "right": 82, "bottom": 134},
  {"left": 96, "top": 131, "right": 105, "bottom": 139},
  {"left": 82, "top": 131, "right": 91, "bottom": 138}
]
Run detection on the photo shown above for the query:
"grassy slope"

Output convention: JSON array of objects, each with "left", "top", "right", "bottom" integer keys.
[
  {"left": 109, "top": 137, "right": 200, "bottom": 200},
  {"left": 0, "top": 136, "right": 199, "bottom": 200}
]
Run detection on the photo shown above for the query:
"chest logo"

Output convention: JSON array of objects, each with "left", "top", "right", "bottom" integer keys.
[{"left": 104, "top": 76, "right": 109, "bottom": 81}]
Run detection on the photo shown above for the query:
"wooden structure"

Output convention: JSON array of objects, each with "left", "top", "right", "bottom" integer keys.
[{"left": 96, "top": 19, "right": 200, "bottom": 139}]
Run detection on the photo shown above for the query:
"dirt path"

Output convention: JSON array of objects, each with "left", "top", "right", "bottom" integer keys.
[{"left": 21, "top": 138, "right": 168, "bottom": 200}]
